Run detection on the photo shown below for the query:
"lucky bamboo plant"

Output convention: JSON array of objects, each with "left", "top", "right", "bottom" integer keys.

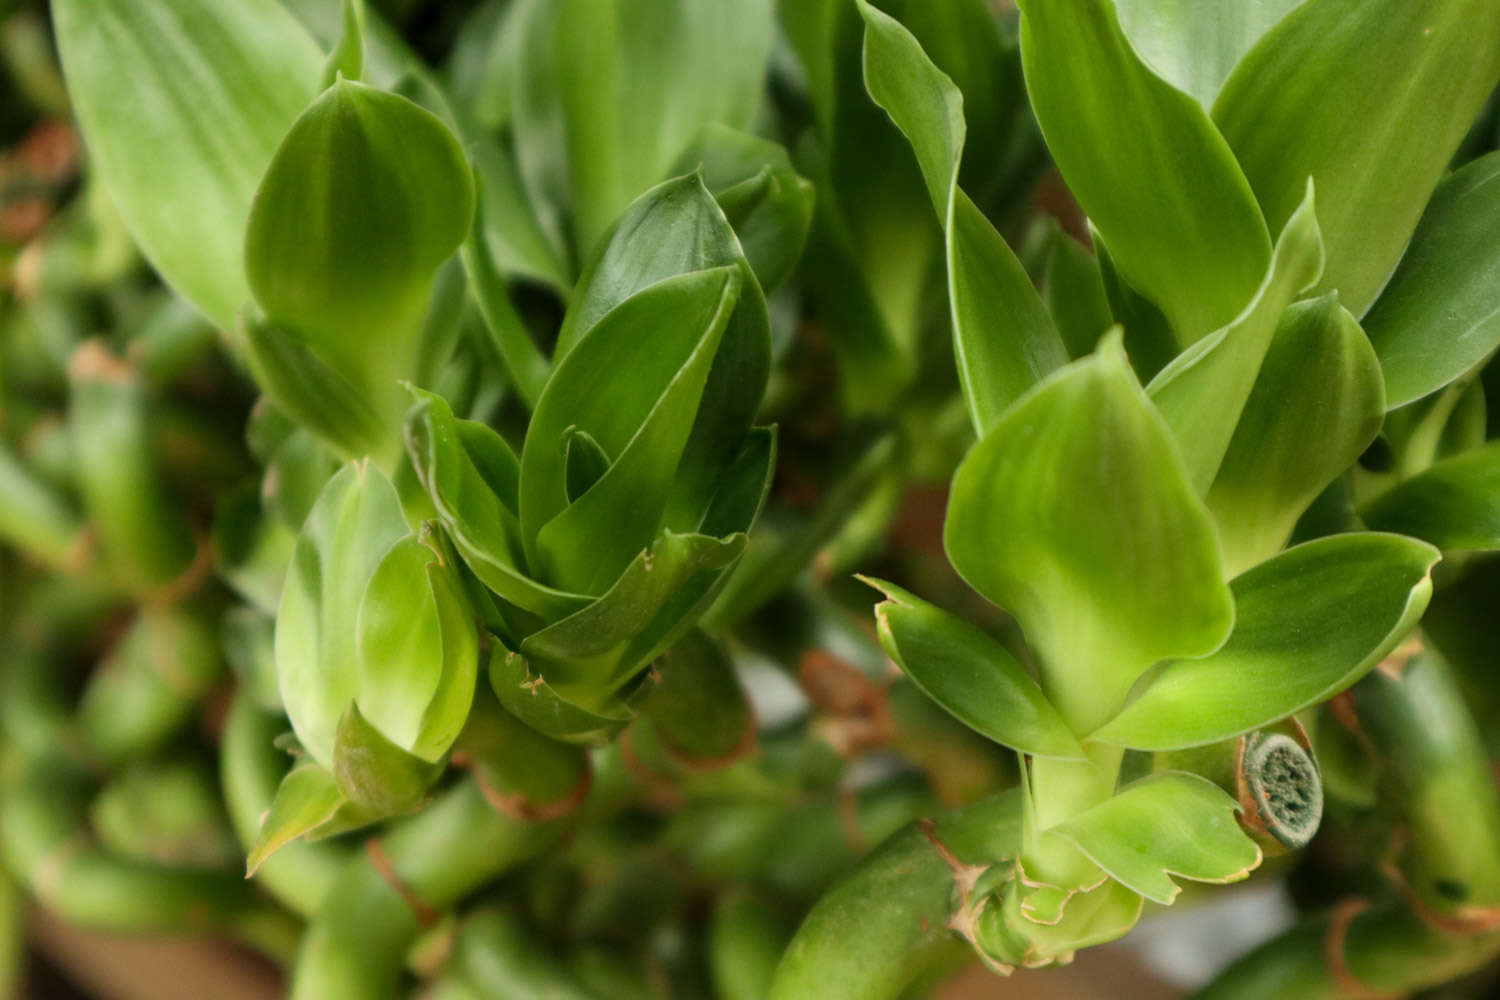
[{"left": 2, "top": 0, "right": 1500, "bottom": 998}]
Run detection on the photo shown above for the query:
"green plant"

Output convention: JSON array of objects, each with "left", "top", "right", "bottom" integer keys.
[{"left": 3, "top": 1, "right": 1500, "bottom": 999}]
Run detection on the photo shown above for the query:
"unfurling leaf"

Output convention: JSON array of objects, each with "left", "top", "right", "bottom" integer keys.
[
  {"left": 1050, "top": 772, "right": 1261, "bottom": 905},
  {"left": 865, "top": 577, "right": 1083, "bottom": 759},
  {"left": 944, "top": 333, "right": 1232, "bottom": 733}
]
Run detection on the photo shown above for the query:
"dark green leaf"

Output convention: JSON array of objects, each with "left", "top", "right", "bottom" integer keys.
[
  {"left": 1361, "top": 442, "right": 1500, "bottom": 551},
  {"left": 331, "top": 702, "right": 443, "bottom": 814},
  {"left": 1364, "top": 151, "right": 1500, "bottom": 408},
  {"left": 1042, "top": 224, "right": 1115, "bottom": 359}
]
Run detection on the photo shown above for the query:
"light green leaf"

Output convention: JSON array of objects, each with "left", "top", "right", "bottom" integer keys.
[
  {"left": 1091, "top": 533, "right": 1439, "bottom": 750},
  {"left": 944, "top": 334, "right": 1233, "bottom": 734},
  {"left": 403, "top": 388, "right": 589, "bottom": 620},
  {"left": 489, "top": 646, "right": 646, "bottom": 745},
  {"left": 1206, "top": 295, "right": 1384, "bottom": 575},
  {"left": 1364, "top": 151, "right": 1500, "bottom": 409},
  {"left": 354, "top": 531, "right": 477, "bottom": 762},
  {"left": 245, "top": 78, "right": 474, "bottom": 416},
  {"left": 1017, "top": 0, "right": 1271, "bottom": 344},
  {"left": 1213, "top": 0, "right": 1500, "bottom": 316},
  {"left": 275, "top": 462, "right": 409, "bottom": 768},
  {"left": 1113, "top": 0, "right": 1304, "bottom": 108},
  {"left": 859, "top": 0, "right": 1067, "bottom": 435},
  {"left": 320, "top": 0, "right": 365, "bottom": 88},
  {"left": 1050, "top": 772, "right": 1260, "bottom": 905},
  {"left": 1361, "top": 442, "right": 1500, "bottom": 551},
  {"left": 866, "top": 578, "right": 1083, "bottom": 759},
  {"left": 552, "top": 0, "right": 774, "bottom": 251},
  {"left": 53, "top": 0, "right": 322, "bottom": 329},
  {"left": 536, "top": 269, "right": 741, "bottom": 594},
  {"left": 521, "top": 267, "right": 742, "bottom": 588},
  {"left": 246, "top": 762, "right": 346, "bottom": 876},
  {"left": 1147, "top": 183, "right": 1324, "bottom": 495}
]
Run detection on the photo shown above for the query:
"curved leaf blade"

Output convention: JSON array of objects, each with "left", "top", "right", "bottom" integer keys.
[
  {"left": 1361, "top": 442, "right": 1500, "bottom": 552},
  {"left": 944, "top": 334, "right": 1233, "bottom": 734},
  {"left": 866, "top": 578, "right": 1083, "bottom": 759},
  {"left": 1091, "top": 533, "right": 1439, "bottom": 750},
  {"left": 1017, "top": 0, "right": 1271, "bottom": 343},
  {"left": 1213, "top": 0, "right": 1500, "bottom": 316},
  {"left": 1113, "top": 0, "right": 1303, "bottom": 109}
]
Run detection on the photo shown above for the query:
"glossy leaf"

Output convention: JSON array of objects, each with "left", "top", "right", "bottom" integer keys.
[
  {"left": 1361, "top": 442, "right": 1500, "bottom": 551},
  {"left": 403, "top": 388, "right": 589, "bottom": 620},
  {"left": 671, "top": 125, "right": 815, "bottom": 294},
  {"left": 1147, "top": 184, "right": 1324, "bottom": 494},
  {"left": 1113, "top": 0, "right": 1303, "bottom": 108},
  {"left": 1017, "top": 0, "right": 1270, "bottom": 344},
  {"left": 866, "top": 578, "right": 1083, "bottom": 758},
  {"left": 521, "top": 267, "right": 741, "bottom": 590},
  {"left": 1364, "top": 151, "right": 1500, "bottom": 408},
  {"left": 944, "top": 334, "right": 1233, "bottom": 734},
  {"left": 859, "top": 0, "right": 1067, "bottom": 434},
  {"left": 53, "top": 0, "right": 322, "bottom": 329},
  {"left": 1206, "top": 295, "right": 1384, "bottom": 575},
  {"left": 275, "top": 462, "right": 408, "bottom": 767},
  {"left": 1050, "top": 772, "right": 1260, "bottom": 905},
  {"left": 551, "top": 0, "right": 774, "bottom": 251},
  {"left": 1213, "top": 0, "right": 1500, "bottom": 315},
  {"left": 245, "top": 79, "right": 474, "bottom": 406},
  {"left": 536, "top": 269, "right": 741, "bottom": 593},
  {"left": 1092, "top": 533, "right": 1439, "bottom": 749},
  {"left": 354, "top": 530, "right": 477, "bottom": 762}
]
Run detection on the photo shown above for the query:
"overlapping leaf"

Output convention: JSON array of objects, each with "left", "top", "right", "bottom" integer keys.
[
  {"left": 1361, "top": 443, "right": 1500, "bottom": 552},
  {"left": 1092, "top": 533, "right": 1439, "bottom": 749}
]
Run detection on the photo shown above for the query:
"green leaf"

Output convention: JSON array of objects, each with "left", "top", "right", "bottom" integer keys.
[
  {"left": 1213, "top": 0, "right": 1500, "bottom": 316},
  {"left": 521, "top": 267, "right": 741, "bottom": 590},
  {"left": 1050, "top": 773, "right": 1260, "bottom": 905},
  {"left": 859, "top": 0, "right": 1067, "bottom": 434},
  {"left": 275, "top": 462, "right": 409, "bottom": 768},
  {"left": 1364, "top": 151, "right": 1500, "bottom": 409},
  {"left": 245, "top": 79, "right": 474, "bottom": 414},
  {"left": 865, "top": 578, "right": 1083, "bottom": 759},
  {"left": 331, "top": 701, "right": 444, "bottom": 815},
  {"left": 671, "top": 125, "right": 815, "bottom": 294},
  {"left": 1091, "top": 533, "right": 1439, "bottom": 750},
  {"left": 640, "top": 630, "right": 753, "bottom": 764},
  {"left": 1112, "top": 0, "right": 1303, "bottom": 108},
  {"left": 320, "top": 0, "right": 365, "bottom": 88},
  {"left": 354, "top": 531, "right": 477, "bottom": 762},
  {"left": 246, "top": 762, "right": 347, "bottom": 876},
  {"left": 521, "top": 531, "right": 745, "bottom": 693},
  {"left": 1206, "top": 295, "right": 1384, "bottom": 575},
  {"left": 944, "top": 334, "right": 1233, "bottom": 734},
  {"left": 53, "top": 0, "right": 322, "bottom": 329},
  {"left": 1146, "top": 184, "right": 1324, "bottom": 494},
  {"left": 489, "top": 645, "right": 645, "bottom": 745},
  {"left": 1042, "top": 224, "right": 1115, "bottom": 359},
  {"left": 241, "top": 316, "right": 391, "bottom": 463},
  {"left": 1017, "top": 0, "right": 1271, "bottom": 344},
  {"left": 551, "top": 0, "right": 774, "bottom": 251},
  {"left": 403, "top": 388, "right": 589, "bottom": 620},
  {"left": 535, "top": 269, "right": 738, "bottom": 593},
  {"left": 1361, "top": 442, "right": 1500, "bottom": 551}
]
